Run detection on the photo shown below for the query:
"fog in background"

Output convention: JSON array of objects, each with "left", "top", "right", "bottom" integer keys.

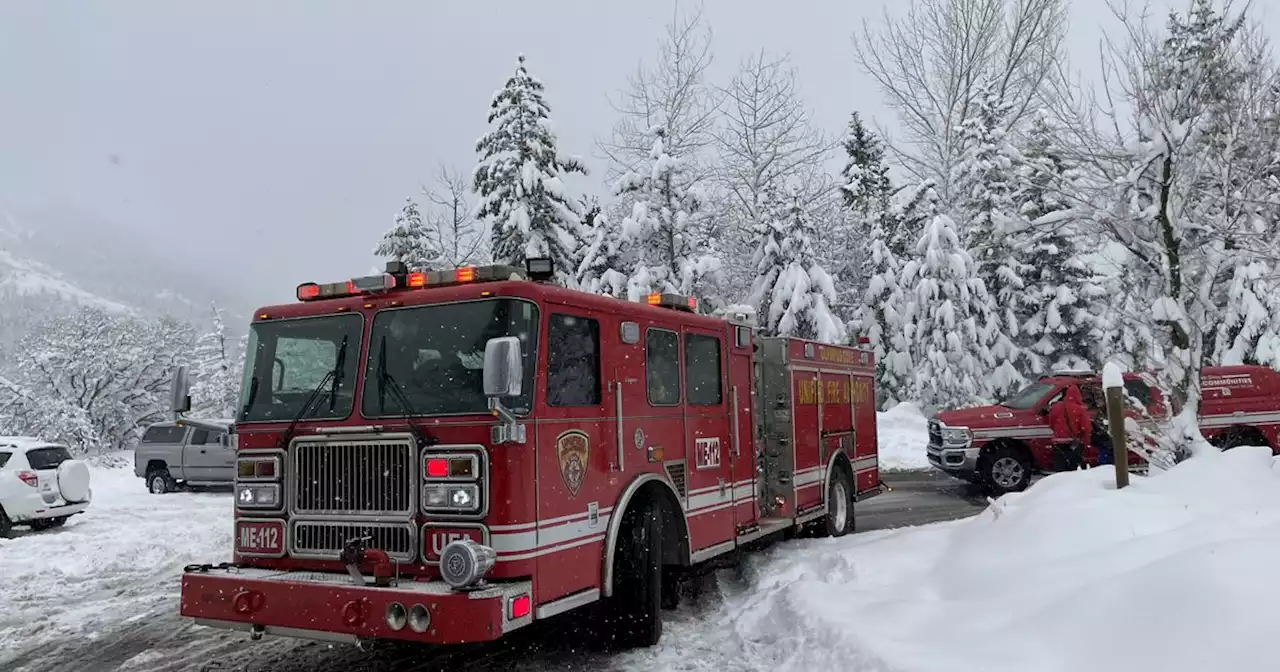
[{"left": 2, "top": 0, "right": 1274, "bottom": 310}]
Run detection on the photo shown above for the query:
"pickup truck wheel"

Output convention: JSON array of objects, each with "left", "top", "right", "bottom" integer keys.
[
  {"left": 981, "top": 446, "right": 1032, "bottom": 496},
  {"left": 147, "top": 470, "right": 173, "bottom": 495},
  {"left": 598, "top": 501, "right": 663, "bottom": 650}
]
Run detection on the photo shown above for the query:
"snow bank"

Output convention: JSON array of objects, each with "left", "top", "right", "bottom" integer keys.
[
  {"left": 650, "top": 447, "right": 1280, "bottom": 672},
  {"left": 0, "top": 453, "right": 230, "bottom": 660},
  {"left": 876, "top": 402, "right": 930, "bottom": 471}
]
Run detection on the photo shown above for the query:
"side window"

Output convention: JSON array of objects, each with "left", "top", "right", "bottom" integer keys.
[
  {"left": 142, "top": 425, "right": 187, "bottom": 444},
  {"left": 0, "top": 452, "right": 10, "bottom": 468},
  {"left": 547, "top": 314, "right": 601, "bottom": 407},
  {"left": 685, "top": 333, "right": 723, "bottom": 405},
  {"left": 190, "top": 429, "right": 210, "bottom": 445},
  {"left": 1124, "top": 379, "right": 1152, "bottom": 407},
  {"left": 1080, "top": 383, "right": 1103, "bottom": 410},
  {"left": 646, "top": 329, "right": 681, "bottom": 406}
]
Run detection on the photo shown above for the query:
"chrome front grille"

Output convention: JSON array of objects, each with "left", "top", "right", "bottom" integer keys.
[
  {"left": 290, "top": 436, "right": 415, "bottom": 517},
  {"left": 290, "top": 520, "right": 416, "bottom": 563}
]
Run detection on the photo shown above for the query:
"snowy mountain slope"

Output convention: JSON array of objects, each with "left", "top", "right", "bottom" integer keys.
[{"left": 0, "top": 204, "right": 251, "bottom": 329}]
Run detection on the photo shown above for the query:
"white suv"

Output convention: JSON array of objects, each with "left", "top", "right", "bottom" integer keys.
[{"left": 0, "top": 437, "right": 91, "bottom": 536}]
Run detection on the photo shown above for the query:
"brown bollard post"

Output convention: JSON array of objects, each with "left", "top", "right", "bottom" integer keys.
[{"left": 1104, "top": 381, "right": 1129, "bottom": 489}]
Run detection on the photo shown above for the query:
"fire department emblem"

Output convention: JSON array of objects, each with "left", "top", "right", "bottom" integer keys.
[
  {"left": 634, "top": 428, "right": 645, "bottom": 450},
  {"left": 556, "top": 430, "right": 590, "bottom": 497}
]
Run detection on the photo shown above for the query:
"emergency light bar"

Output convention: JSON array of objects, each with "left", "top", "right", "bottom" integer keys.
[
  {"left": 295, "top": 259, "right": 546, "bottom": 302},
  {"left": 647, "top": 292, "right": 698, "bottom": 313}
]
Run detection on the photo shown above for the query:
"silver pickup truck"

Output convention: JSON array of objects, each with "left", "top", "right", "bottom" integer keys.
[{"left": 133, "top": 420, "right": 234, "bottom": 494}]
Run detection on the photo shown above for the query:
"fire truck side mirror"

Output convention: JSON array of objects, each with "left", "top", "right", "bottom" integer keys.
[
  {"left": 483, "top": 337, "right": 523, "bottom": 398},
  {"left": 170, "top": 365, "right": 192, "bottom": 416}
]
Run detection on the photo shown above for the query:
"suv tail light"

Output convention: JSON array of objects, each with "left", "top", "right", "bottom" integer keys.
[{"left": 17, "top": 471, "right": 38, "bottom": 487}]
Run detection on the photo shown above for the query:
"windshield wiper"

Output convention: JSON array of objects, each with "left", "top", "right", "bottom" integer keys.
[
  {"left": 279, "top": 335, "right": 348, "bottom": 449},
  {"left": 376, "top": 334, "right": 437, "bottom": 447}
]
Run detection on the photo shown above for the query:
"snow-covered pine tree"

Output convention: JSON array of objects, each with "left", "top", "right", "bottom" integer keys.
[
  {"left": 839, "top": 112, "right": 894, "bottom": 334},
  {"left": 616, "top": 125, "right": 720, "bottom": 303},
  {"left": 857, "top": 196, "right": 913, "bottom": 407},
  {"left": 886, "top": 179, "right": 939, "bottom": 259},
  {"left": 474, "top": 55, "right": 587, "bottom": 285},
  {"left": 576, "top": 205, "right": 630, "bottom": 298},
  {"left": 902, "top": 213, "right": 990, "bottom": 410},
  {"left": 750, "top": 187, "right": 844, "bottom": 342},
  {"left": 952, "top": 82, "right": 1026, "bottom": 398},
  {"left": 1014, "top": 110, "right": 1101, "bottom": 373},
  {"left": 191, "top": 303, "right": 240, "bottom": 420},
  {"left": 375, "top": 198, "right": 438, "bottom": 270}
]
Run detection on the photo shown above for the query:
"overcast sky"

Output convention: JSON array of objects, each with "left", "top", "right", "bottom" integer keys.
[{"left": 1, "top": 0, "right": 1275, "bottom": 307}]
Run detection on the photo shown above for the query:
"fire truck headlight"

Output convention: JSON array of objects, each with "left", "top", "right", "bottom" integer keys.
[
  {"left": 236, "top": 484, "right": 279, "bottom": 508},
  {"left": 439, "top": 539, "right": 497, "bottom": 589},
  {"left": 423, "top": 484, "right": 481, "bottom": 513}
]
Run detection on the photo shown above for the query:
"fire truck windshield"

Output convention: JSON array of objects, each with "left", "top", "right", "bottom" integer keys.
[
  {"left": 362, "top": 298, "right": 538, "bottom": 417},
  {"left": 238, "top": 313, "right": 364, "bottom": 423}
]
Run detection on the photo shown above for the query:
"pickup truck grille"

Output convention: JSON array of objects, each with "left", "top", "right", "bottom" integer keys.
[
  {"left": 290, "top": 437, "right": 415, "bottom": 517},
  {"left": 290, "top": 521, "right": 416, "bottom": 563}
]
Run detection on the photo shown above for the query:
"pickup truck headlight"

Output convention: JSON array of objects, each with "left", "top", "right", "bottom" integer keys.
[{"left": 941, "top": 427, "right": 972, "bottom": 446}]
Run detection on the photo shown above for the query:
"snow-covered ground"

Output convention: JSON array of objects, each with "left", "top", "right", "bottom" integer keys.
[
  {"left": 876, "top": 402, "right": 930, "bottom": 471},
  {"left": 0, "top": 454, "right": 229, "bottom": 661},
  {"left": 606, "top": 446, "right": 1280, "bottom": 672}
]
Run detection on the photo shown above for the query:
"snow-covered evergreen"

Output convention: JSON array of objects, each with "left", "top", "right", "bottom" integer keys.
[
  {"left": 473, "top": 55, "right": 587, "bottom": 285},
  {"left": 838, "top": 112, "right": 894, "bottom": 334},
  {"left": 902, "top": 213, "right": 990, "bottom": 410},
  {"left": 952, "top": 83, "right": 1026, "bottom": 398},
  {"left": 616, "top": 125, "right": 720, "bottom": 303},
  {"left": 576, "top": 205, "right": 630, "bottom": 298},
  {"left": 1015, "top": 111, "right": 1101, "bottom": 373},
  {"left": 750, "top": 187, "right": 844, "bottom": 342},
  {"left": 190, "top": 303, "right": 241, "bottom": 420},
  {"left": 375, "top": 198, "right": 437, "bottom": 270}
]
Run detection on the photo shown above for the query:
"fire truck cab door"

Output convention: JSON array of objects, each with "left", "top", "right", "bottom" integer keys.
[{"left": 682, "top": 325, "right": 735, "bottom": 552}]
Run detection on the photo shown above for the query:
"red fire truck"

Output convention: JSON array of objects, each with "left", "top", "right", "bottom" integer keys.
[{"left": 173, "top": 259, "right": 885, "bottom": 650}]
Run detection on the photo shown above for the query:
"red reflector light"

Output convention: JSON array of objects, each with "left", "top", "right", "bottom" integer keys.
[
  {"left": 17, "top": 470, "right": 37, "bottom": 487},
  {"left": 687, "top": 297, "right": 697, "bottom": 309},
  {"left": 407, "top": 272, "right": 426, "bottom": 288},
  {"left": 510, "top": 594, "right": 531, "bottom": 619},
  {"left": 297, "top": 283, "right": 320, "bottom": 301},
  {"left": 455, "top": 267, "right": 475, "bottom": 282},
  {"left": 425, "top": 458, "right": 449, "bottom": 478}
]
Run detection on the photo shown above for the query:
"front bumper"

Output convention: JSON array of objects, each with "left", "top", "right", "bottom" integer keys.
[
  {"left": 180, "top": 566, "right": 533, "bottom": 645},
  {"left": 926, "top": 442, "right": 981, "bottom": 479}
]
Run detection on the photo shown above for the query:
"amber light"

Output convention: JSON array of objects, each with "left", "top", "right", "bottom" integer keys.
[
  {"left": 407, "top": 272, "right": 426, "bottom": 288},
  {"left": 647, "top": 293, "right": 661, "bottom": 305},
  {"left": 455, "top": 267, "right": 476, "bottom": 282}
]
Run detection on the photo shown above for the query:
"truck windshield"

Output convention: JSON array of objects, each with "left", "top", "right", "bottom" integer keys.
[
  {"left": 996, "top": 382, "right": 1055, "bottom": 410},
  {"left": 362, "top": 299, "right": 538, "bottom": 417},
  {"left": 238, "top": 314, "right": 364, "bottom": 423}
]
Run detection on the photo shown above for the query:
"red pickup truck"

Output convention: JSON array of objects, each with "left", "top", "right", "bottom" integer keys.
[{"left": 926, "top": 365, "right": 1280, "bottom": 494}]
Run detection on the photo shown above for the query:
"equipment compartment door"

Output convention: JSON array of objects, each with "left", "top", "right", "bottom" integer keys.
[
  {"left": 791, "top": 369, "right": 823, "bottom": 514},
  {"left": 682, "top": 326, "right": 735, "bottom": 553},
  {"left": 727, "top": 326, "right": 758, "bottom": 531}
]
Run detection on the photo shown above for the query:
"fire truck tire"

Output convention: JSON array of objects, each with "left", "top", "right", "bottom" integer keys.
[
  {"left": 822, "top": 466, "right": 856, "bottom": 538},
  {"left": 601, "top": 501, "right": 663, "bottom": 650},
  {"left": 980, "top": 445, "right": 1032, "bottom": 495}
]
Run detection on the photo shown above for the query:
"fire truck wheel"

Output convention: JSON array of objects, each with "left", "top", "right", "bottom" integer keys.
[
  {"left": 601, "top": 501, "right": 663, "bottom": 649},
  {"left": 822, "top": 467, "right": 856, "bottom": 538},
  {"left": 981, "top": 445, "right": 1032, "bottom": 495}
]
